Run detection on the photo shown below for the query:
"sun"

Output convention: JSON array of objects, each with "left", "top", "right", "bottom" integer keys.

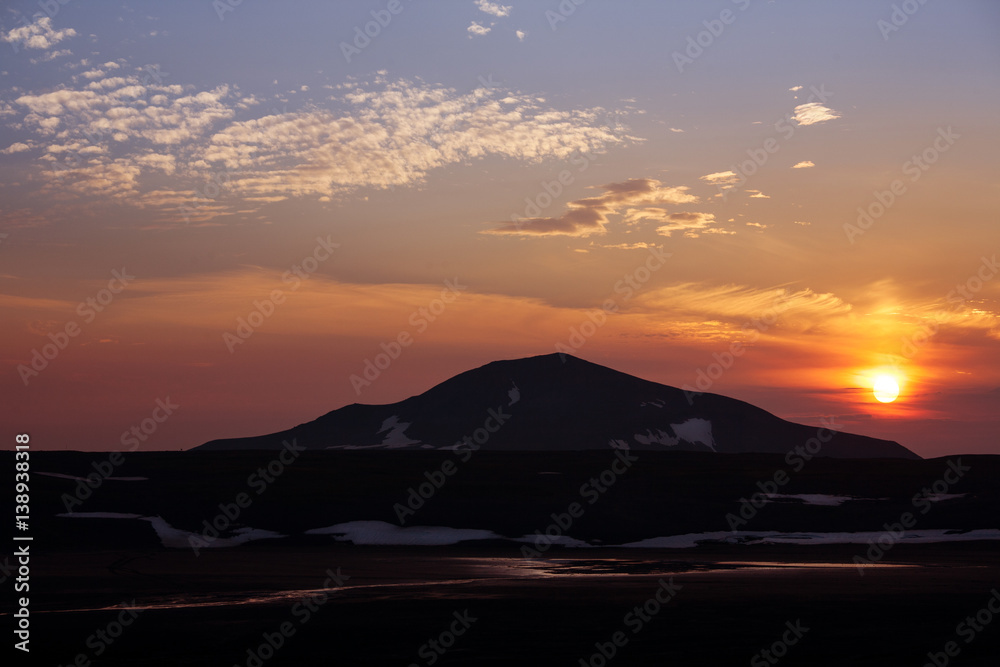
[{"left": 872, "top": 375, "right": 900, "bottom": 403}]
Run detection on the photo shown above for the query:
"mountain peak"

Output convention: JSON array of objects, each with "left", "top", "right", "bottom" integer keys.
[{"left": 197, "top": 354, "right": 918, "bottom": 459}]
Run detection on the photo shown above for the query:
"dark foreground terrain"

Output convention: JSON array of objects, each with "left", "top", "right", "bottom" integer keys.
[
  {"left": 5, "top": 450, "right": 999, "bottom": 665},
  {"left": 17, "top": 544, "right": 1000, "bottom": 666}
]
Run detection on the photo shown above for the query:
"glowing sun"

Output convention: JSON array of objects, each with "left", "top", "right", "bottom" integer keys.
[{"left": 872, "top": 375, "right": 900, "bottom": 403}]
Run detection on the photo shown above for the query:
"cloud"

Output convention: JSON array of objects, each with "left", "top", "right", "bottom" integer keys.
[
  {"left": 792, "top": 160, "right": 815, "bottom": 169},
  {"left": 788, "top": 85, "right": 803, "bottom": 92},
  {"left": 599, "top": 241, "right": 659, "bottom": 250},
  {"left": 636, "top": 282, "right": 853, "bottom": 325},
  {"left": 476, "top": 0, "right": 512, "bottom": 17},
  {"left": 669, "top": 127, "right": 684, "bottom": 133},
  {"left": 467, "top": 21, "right": 491, "bottom": 36},
  {"left": 747, "top": 190, "right": 770, "bottom": 199},
  {"left": 1, "top": 142, "right": 31, "bottom": 154},
  {"left": 2, "top": 16, "right": 76, "bottom": 50},
  {"left": 699, "top": 170, "right": 739, "bottom": 185},
  {"left": 515, "top": 29, "right": 526, "bottom": 41},
  {"left": 30, "top": 48, "right": 72, "bottom": 64},
  {"left": 653, "top": 211, "right": 720, "bottom": 238},
  {"left": 7, "top": 74, "right": 626, "bottom": 220},
  {"left": 486, "top": 178, "right": 696, "bottom": 237},
  {"left": 792, "top": 102, "right": 841, "bottom": 126}
]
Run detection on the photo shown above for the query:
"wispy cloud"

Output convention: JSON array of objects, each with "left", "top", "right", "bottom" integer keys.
[
  {"left": 653, "top": 211, "right": 721, "bottom": 238},
  {"left": 792, "top": 160, "right": 815, "bottom": 169},
  {"left": 485, "top": 178, "right": 696, "bottom": 237}
]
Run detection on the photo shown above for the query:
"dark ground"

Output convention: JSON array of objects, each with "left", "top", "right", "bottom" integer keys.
[
  {"left": 5, "top": 450, "right": 999, "bottom": 665},
  {"left": 17, "top": 544, "right": 1000, "bottom": 666}
]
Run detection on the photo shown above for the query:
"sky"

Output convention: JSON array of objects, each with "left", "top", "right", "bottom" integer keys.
[{"left": 1, "top": 0, "right": 998, "bottom": 457}]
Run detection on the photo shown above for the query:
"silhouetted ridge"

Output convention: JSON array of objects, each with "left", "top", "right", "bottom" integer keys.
[{"left": 196, "top": 353, "right": 919, "bottom": 459}]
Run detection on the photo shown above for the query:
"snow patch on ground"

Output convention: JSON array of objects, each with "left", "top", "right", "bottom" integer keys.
[
  {"left": 377, "top": 415, "right": 420, "bottom": 448},
  {"left": 55, "top": 512, "right": 142, "bottom": 519},
  {"left": 621, "top": 528, "right": 1000, "bottom": 548},
  {"left": 512, "top": 534, "right": 592, "bottom": 548},
  {"left": 670, "top": 418, "right": 716, "bottom": 451},
  {"left": 39, "top": 471, "right": 149, "bottom": 481},
  {"left": 764, "top": 494, "right": 863, "bottom": 506},
  {"left": 306, "top": 520, "right": 502, "bottom": 545},
  {"left": 924, "top": 493, "right": 967, "bottom": 503}
]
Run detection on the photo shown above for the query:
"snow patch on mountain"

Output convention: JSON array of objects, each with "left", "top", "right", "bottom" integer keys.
[
  {"left": 377, "top": 415, "right": 420, "bottom": 448},
  {"left": 671, "top": 418, "right": 717, "bottom": 451},
  {"left": 634, "top": 429, "right": 680, "bottom": 447},
  {"left": 508, "top": 381, "right": 521, "bottom": 405}
]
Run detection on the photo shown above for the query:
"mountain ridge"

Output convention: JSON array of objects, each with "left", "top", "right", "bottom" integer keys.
[{"left": 195, "top": 353, "right": 919, "bottom": 459}]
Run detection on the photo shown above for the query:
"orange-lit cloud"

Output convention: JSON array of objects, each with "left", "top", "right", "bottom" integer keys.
[{"left": 485, "top": 178, "right": 696, "bottom": 237}]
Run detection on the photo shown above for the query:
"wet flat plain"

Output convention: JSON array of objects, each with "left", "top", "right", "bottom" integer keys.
[{"left": 20, "top": 542, "right": 1000, "bottom": 666}]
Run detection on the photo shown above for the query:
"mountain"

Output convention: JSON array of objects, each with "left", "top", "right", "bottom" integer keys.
[{"left": 196, "top": 353, "right": 918, "bottom": 458}]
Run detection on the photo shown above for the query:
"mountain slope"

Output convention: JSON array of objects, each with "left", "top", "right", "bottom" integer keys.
[{"left": 196, "top": 353, "right": 919, "bottom": 459}]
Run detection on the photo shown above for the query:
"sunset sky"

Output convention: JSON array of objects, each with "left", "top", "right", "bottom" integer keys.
[{"left": 2, "top": 0, "right": 998, "bottom": 457}]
